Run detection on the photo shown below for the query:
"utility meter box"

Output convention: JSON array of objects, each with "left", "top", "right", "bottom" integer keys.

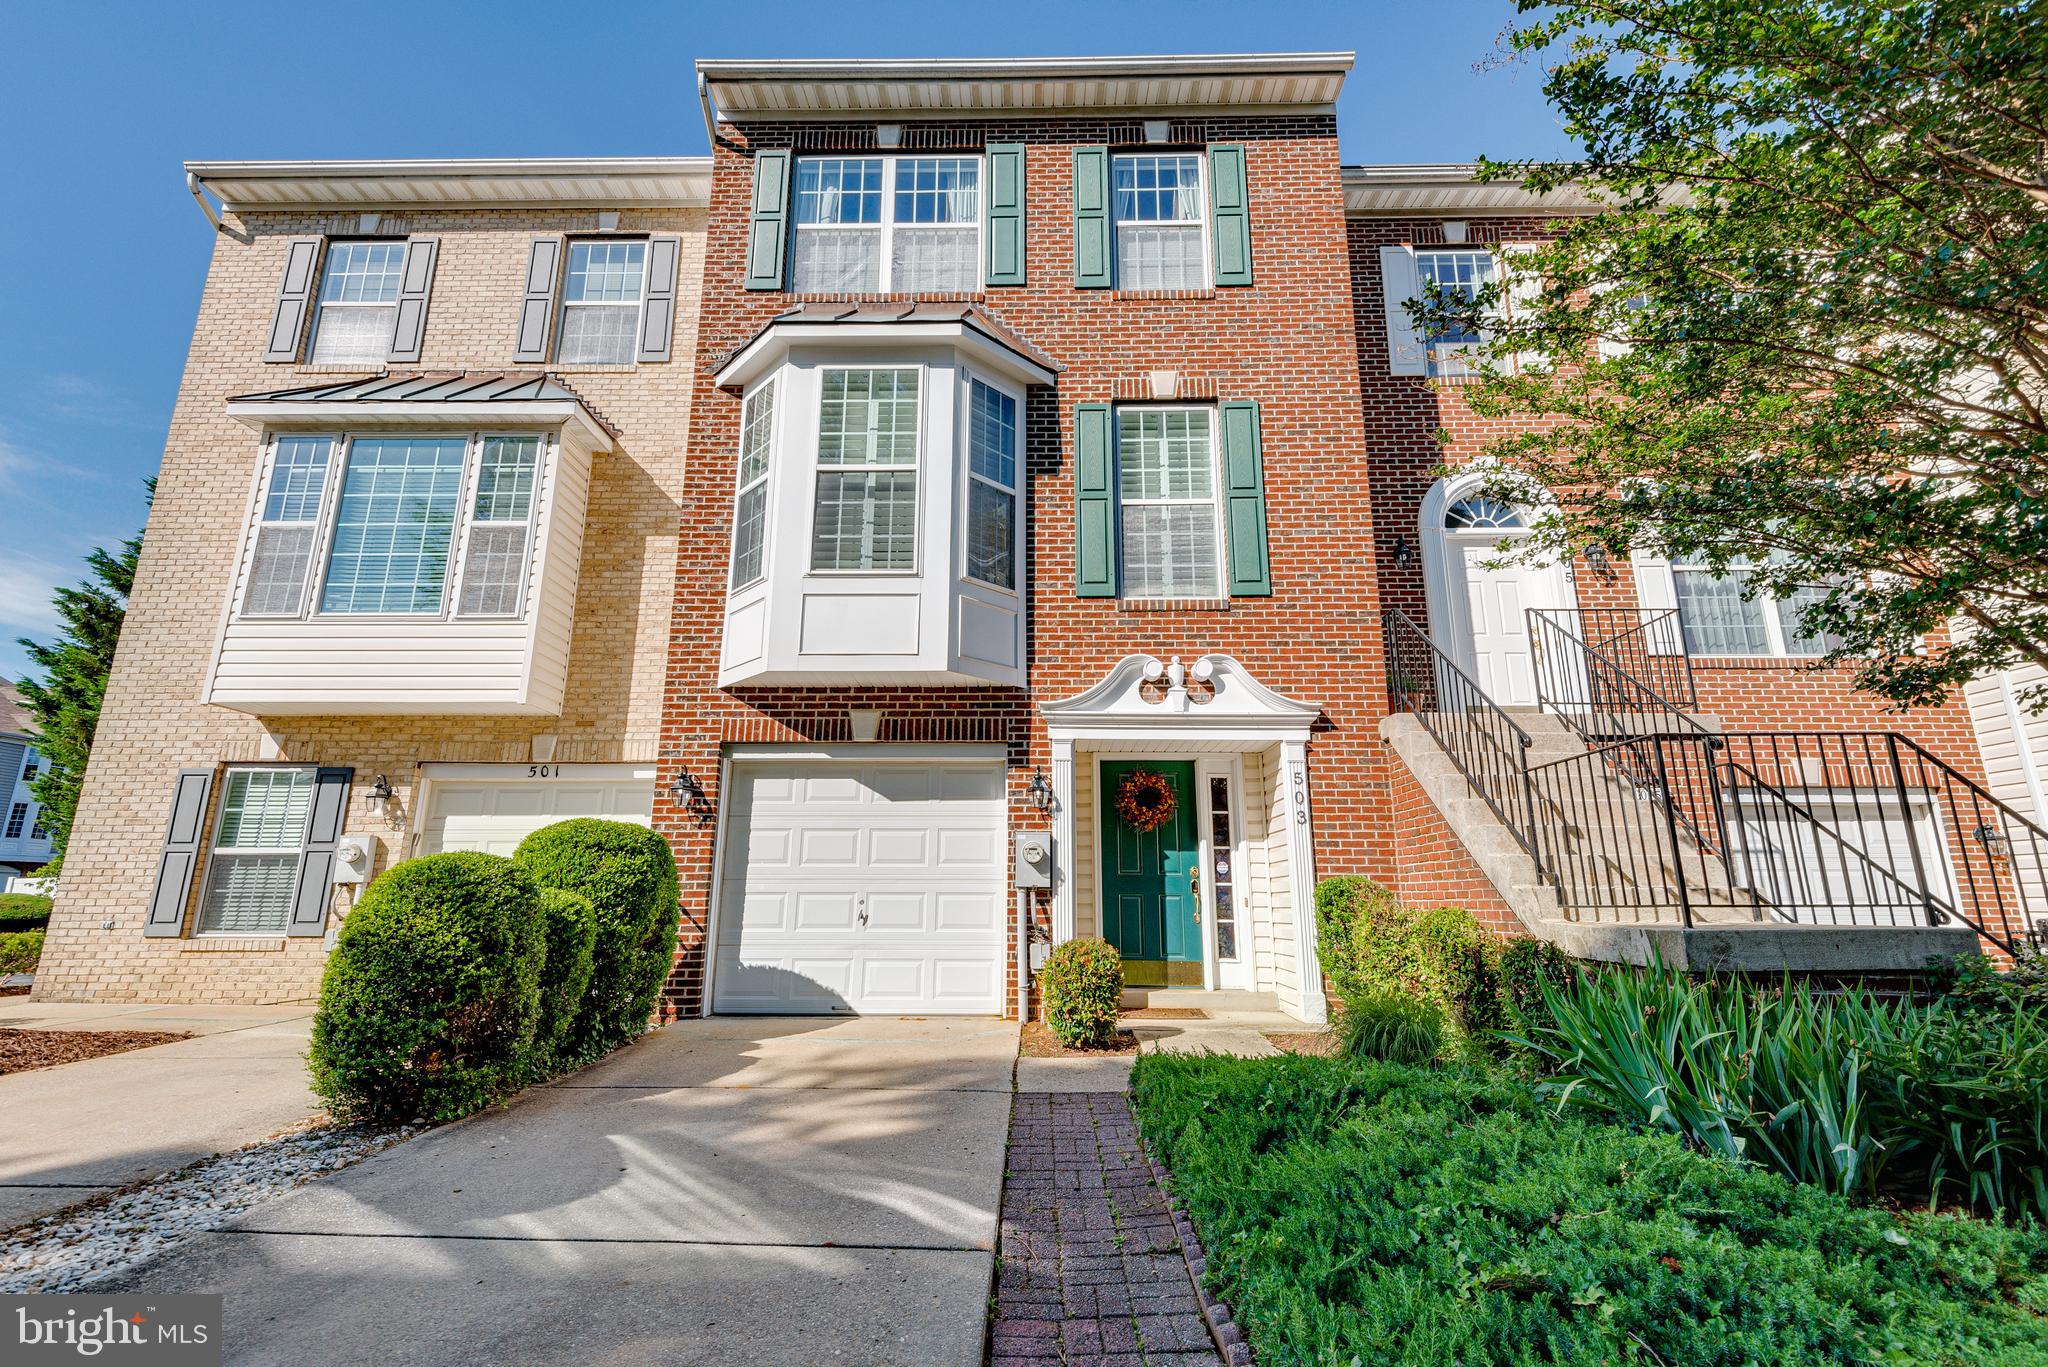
[
  {"left": 333, "top": 835, "right": 375, "bottom": 885},
  {"left": 1014, "top": 831, "right": 1053, "bottom": 890}
]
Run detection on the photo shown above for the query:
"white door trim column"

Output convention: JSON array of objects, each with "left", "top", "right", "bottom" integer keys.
[
  {"left": 1050, "top": 736, "right": 1077, "bottom": 942},
  {"left": 1278, "top": 738, "right": 1326, "bottom": 1023}
]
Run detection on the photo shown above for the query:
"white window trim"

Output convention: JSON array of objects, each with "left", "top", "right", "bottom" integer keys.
[
  {"left": 806, "top": 364, "right": 925, "bottom": 576},
  {"left": 958, "top": 370, "right": 1023, "bottom": 594},
  {"left": 1381, "top": 242, "right": 1542, "bottom": 377},
  {"left": 308, "top": 239, "right": 405, "bottom": 365},
  {"left": 1666, "top": 555, "right": 1831, "bottom": 659},
  {"left": 790, "top": 153, "right": 985, "bottom": 295},
  {"left": 195, "top": 765, "right": 315, "bottom": 938},
  {"left": 1110, "top": 151, "right": 1211, "bottom": 290},
  {"left": 556, "top": 237, "right": 650, "bottom": 366},
  {"left": 234, "top": 429, "right": 550, "bottom": 626},
  {"left": 1115, "top": 403, "right": 1227, "bottom": 602},
  {"left": 728, "top": 377, "right": 780, "bottom": 592}
]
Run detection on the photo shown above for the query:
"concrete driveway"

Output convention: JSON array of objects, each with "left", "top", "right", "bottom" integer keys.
[
  {"left": 0, "top": 1002, "right": 319, "bottom": 1228},
  {"left": 112, "top": 1016, "right": 1020, "bottom": 1367}
]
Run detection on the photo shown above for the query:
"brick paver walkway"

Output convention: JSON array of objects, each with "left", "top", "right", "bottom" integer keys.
[{"left": 989, "top": 1092, "right": 1222, "bottom": 1365}]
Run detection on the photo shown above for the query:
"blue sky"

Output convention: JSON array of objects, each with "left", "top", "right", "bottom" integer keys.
[{"left": 0, "top": 0, "right": 1573, "bottom": 682}]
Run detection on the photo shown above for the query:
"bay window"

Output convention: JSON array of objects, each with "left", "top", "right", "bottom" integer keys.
[
  {"left": 1118, "top": 407, "right": 1222, "bottom": 599},
  {"left": 964, "top": 379, "right": 1018, "bottom": 589},
  {"left": 240, "top": 431, "right": 548, "bottom": 621},
  {"left": 197, "top": 767, "right": 314, "bottom": 935},
  {"left": 811, "top": 368, "right": 921, "bottom": 571},
  {"left": 308, "top": 241, "right": 406, "bottom": 364},
  {"left": 1113, "top": 154, "right": 1206, "bottom": 289},
  {"left": 729, "top": 379, "right": 777, "bottom": 589},
  {"left": 792, "top": 155, "right": 981, "bottom": 294}
]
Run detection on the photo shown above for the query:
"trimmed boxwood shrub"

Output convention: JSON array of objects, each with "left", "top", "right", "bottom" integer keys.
[
  {"left": 1132, "top": 1052, "right": 2048, "bottom": 1366},
  {"left": 514, "top": 819, "right": 679, "bottom": 1058},
  {"left": 0, "top": 928, "right": 44, "bottom": 975},
  {"left": 1315, "top": 877, "right": 1501, "bottom": 1036},
  {"left": 531, "top": 888, "right": 597, "bottom": 1076},
  {"left": 1041, "top": 936, "right": 1123, "bottom": 1047},
  {"left": 0, "top": 892, "right": 52, "bottom": 932},
  {"left": 309, "top": 852, "right": 545, "bottom": 1122}
]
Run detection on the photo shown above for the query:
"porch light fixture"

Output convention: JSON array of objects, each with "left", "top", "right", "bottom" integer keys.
[
  {"left": 1975, "top": 823, "right": 2013, "bottom": 861},
  {"left": 1025, "top": 768, "right": 1055, "bottom": 814},
  {"left": 1585, "top": 543, "right": 1615, "bottom": 579},
  {"left": 1391, "top": 535, "right": 1416, "bottom": 569},
  {"left": 669, "top": 771, "right": 704, "bottom": 805},
  {"left": 365, "top": 774, "right": 396, "bottom": 814}
]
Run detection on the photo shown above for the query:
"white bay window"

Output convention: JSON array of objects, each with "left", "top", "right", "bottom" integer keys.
[
  {"left": 729, "top": 379, "right": 778, "bottom": 589},
  {"left": 811, "top": 368, "right": 921, "bottom": 571},
  {"left": 964, "top": 379, "right": 1018, "bottom": 589},
  {"left": 792, "top": 155, "right": 981, "bottom": 294}
]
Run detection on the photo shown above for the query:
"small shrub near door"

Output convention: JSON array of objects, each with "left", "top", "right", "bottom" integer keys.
[
  {"left": 514, "top": 819, "right": 681, "bottom": 1058},
  {"left": 0, "top": 928, "right": 44, "bottom": 975},
  {"left": 1336, "top": 989, "right": 1445, "bottom": 1065},
  {"left": 1041, "top": 937, "right": 1124, "bottom": 1048},
  {"left": 310, "top": 852, "right": 546, "bottom": 1122},
  {"left": 530, "top": 889, "right": 598, "bottom": 1076},
  {"left": 1314, "top": 877, "right": 1501, "bottom": 1038}
]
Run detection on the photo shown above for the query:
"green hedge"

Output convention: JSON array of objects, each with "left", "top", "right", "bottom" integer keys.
[
  {"left": 531, "top": 889, "right": 598, "bottom": 1076},
  {"left": 514, "top": 820, "right": 679, "bottom": 1059},
  {"left": 1040, "top": 937, "right": 1123, "bottom": 1047},
  {"left": 0, "top": 928, "right": 44, "bottom": 975},
  {"left": 1315, "top": 877, "right": 1506, "bottom": 1038},
  {"left": 0, "top": 892, "right": 52, "bottom": 932},
  {"left": 1132, "top": 1052, "right": 2048, "bottom": 1366},
  {"left": 310, "top": 853, "right": 545, "bottom": 1122}
]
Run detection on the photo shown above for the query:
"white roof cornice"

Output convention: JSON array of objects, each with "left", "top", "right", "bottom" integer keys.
[
  {"left": 1342, "top": 163, "right": 1608, "bottom": 218},
  {"left": 186, "top": 158, "right": 712, "bottom": 214}
]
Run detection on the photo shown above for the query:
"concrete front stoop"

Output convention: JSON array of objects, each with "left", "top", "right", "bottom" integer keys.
[{"left": 1379, "top": 712, "right": 1981, "bottom": 974}]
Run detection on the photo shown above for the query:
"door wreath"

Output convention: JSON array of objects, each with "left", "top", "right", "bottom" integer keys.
[{"left": 1113, "top": 768, "right": 1178, "bottom": 834}]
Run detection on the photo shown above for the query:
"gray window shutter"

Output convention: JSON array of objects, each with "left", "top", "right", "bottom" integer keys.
[
  {"left": 1378, "top": 244, "right": 1428, "bottom": 376},
  {"left": 263, "top": 237, "right": 322, "bottom": 363},
  {"left": 386, "top": 236, "right": 439, "bottom": 364},
  {"left": 984, "top": 142, "right": 1027, "bottom": 286},
  {"left": 637, "top": 234, "right": 682, "bottom": 363},
  {"left": 144, "top": 769, "right": 214, "bottom": 937},
  {"left": 1072, "top": 148, "right": 1112, "bottom": 289},
  {"left": 745, "top": 150, "right": 792, "bottom": 291},
  {"left": 287, "top": 767, "right": 352, "bottom": 938},
  {"left": 513, "top": 237, "right": 564, "bottom": 365}
]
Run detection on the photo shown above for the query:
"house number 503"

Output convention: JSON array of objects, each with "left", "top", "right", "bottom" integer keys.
[{"left": 1291, "top": 768, "right": 1308, "bottom": 824}]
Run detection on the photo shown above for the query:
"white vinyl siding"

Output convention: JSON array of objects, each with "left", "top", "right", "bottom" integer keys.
[
  {"left": 308, "top": 241, "right": 405, "bottom": 364},
  {"left": 1118, "top": 407, "right": 1222, "bottom": 599},
  {"left": 197, "top": 767, "right": 314, "bottom": 935},
  {"left": 811, "top": 368, "right": 921, "bottom": 571},
  {"left": 791, "top": 155, "right": 981, "bottom": 294},
  {"left": 964, "top": 379, "right": 1017, "bottom": 589},
  {"left": 730, "top": 380, "right": 777, "bottom": 590},
  {"left": 1113, "top": 154, "right": 1206, "bottom": 289},
  {"left": 557, "top": 241, "right": 646, "bottom": 364}
]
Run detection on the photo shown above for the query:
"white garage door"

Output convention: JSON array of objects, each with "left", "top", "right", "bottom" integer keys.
[
  {"left": 713, "top": 759, "right": 1007, "bottom": 1015},
  {"left": 419, "top": 764, "right": 656, "bottom": 856}
]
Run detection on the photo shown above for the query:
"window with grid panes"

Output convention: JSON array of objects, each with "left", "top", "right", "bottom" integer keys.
[
  {"left": 308, "top": 241, "right": 406, "bottom": 364},
  {"left": 1113, "top": 155, "right": 1206, "bottom": 289},
  {"left": 729, "top": 380, "right": 777, "bottom": 589},
  {"left": 3, "top": 804, "right": 23, "bottom": 839},
  {"left": 242, "top": 436, "right": 333, "bottom": 617},
  {"left": 1671, "top": 551, "right": 1847, "bottom": 657},
  {"left": 557, "top": 241, "right": 646, "bottom": 364},
  {"left": 1118, "top": 408, "right": 1221, "bottom": 598},
  {"left": 964, "top": 379, "right": 1018, "bottom": 589},
  {"left": 791, "top": 156, "right": 981, "bottom": 293},
  {"left": 455, "top": 436, "right": 541, "bottom": 615},
  {"left": 197, "top": 768, "right": 315, "bottom": 934},
  {"left": 811, "top": 369, "right": 920, "bottom": 571}
]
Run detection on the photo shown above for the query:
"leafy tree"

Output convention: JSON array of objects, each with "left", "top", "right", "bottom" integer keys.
[
  {"left": 15, "top": 484, "right": 149, "bottom": 858},
  {"left": 1430, "top": 1, "right": 2048, "bottom": 710}
]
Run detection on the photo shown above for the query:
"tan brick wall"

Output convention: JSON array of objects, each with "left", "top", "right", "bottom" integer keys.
[{"left": 35, "top": 207, "right": 707, "bottom": 1003}]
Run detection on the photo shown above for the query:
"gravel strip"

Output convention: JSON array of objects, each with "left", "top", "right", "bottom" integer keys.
[{"left": 0, "top": 1120, "right": 417, "bottom": 1292}]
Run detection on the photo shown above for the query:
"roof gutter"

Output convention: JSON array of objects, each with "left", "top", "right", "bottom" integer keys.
[
  {"left": 186, "top": 171, "right": 223, "bottom": 232},
  {"left": 699, "top": 69, "right": 720, "bottom": 152}
]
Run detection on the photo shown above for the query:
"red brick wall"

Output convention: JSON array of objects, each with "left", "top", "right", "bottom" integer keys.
[
  {"left": 655, "top": 116, "right": 1391, "bottom": 1017},
  {"left": 1381, "top": 739, "right": 1519, "bottom": 935}
]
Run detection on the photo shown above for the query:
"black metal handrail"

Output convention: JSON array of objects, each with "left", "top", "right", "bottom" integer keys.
[
  {"left": 1383, "top": 607, "right": 1541, "bottom": 858},
  {"left": 1529, "top": 607, "right": 1704, "bottom": 742}
]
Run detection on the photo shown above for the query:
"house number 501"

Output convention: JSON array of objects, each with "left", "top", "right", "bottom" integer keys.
[{"left": 528, "top": 764, "right": 558, "bottom": 778}]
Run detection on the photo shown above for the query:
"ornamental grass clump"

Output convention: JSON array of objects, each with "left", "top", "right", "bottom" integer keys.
[
  {"left": 1337, "top": 989, "right": 1445, "bottom": 1066},
  {"left": 310, "top": 852, "right": 546, "bottom": 1122},
  {"left": 1040, "top": 936, "right": 1124, "bottom": 1048}
]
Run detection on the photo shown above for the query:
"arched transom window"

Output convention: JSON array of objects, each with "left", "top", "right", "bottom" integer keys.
[{"left": 1443, "top": 494, "right": 1524, "bottom": 530}]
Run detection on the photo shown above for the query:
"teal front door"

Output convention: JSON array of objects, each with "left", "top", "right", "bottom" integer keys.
[{"left": 1099, "top": 760, "right": 1202, "bottom": 986}]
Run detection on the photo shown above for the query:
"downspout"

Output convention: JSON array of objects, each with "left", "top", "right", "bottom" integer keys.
[
  {"left": 186, "top": 172, "right": 224, "bottom": 232},
  {"left": 697, "top": 71, "right": 719, "bottom": 153},
  {"left": 1016, "top": 888, "right": 1029, "bottom": 1024}
]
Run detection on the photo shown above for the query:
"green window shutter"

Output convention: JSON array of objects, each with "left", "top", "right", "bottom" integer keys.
[
  {"left": 985, "top": 142, "right": 1027, "bottom": 286},
  {"left": 1219, "top": 400, "right": 1272, "bottom": 596},
  {"left": 1072, "top": 147, "right": 1112, "bottom": 289},
  {"left": 744, "top": 149, "right": 792, "bottom": 291},
  {"left": 1208, "top": 144, "right": 1252, "bottom": 287},
  {"left": 1074, "top": 403, "right": 1117, "bottom": 596}
]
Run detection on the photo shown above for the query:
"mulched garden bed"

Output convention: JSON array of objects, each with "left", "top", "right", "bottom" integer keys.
[
  {"left": 1018, "top": 1022, "right": 1142, "bottom": 1058},
  {"left": 1262, "top": 1030, "right": 1340, "bottom": 1057},
  {"left": 0, "top": 1029, "right": 190, "bottom": 1075}
]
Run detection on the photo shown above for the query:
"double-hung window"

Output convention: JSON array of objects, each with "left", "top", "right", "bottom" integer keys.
[
  {"left": 964, "top": 379, "right": 1018, "bottom": 589},
  {"left": 729, "top": 380, "right": 777, "bottom": 589},
  {"left": 1118, "top": 407, "right": 1222, "bottom": 599},
  {"left": 791, "top": 156, "right": 981, "bottom": 294},
  {"left": 558, "top": 240, "right": 647, "bottom": 365},
  {"left": 1670, "top": 550, "right": 1846, "bottom": 657},
  {"left": 811, "top": 368, "right": 920, "bottom": 571},
  {"left": 309, "top": 241, "right": 407, "bottom": 364},
  {"left": 239, "top": 432, "right": 544, "bottom": 621},
  {"left": 197, "top": 768, "right": 313, "bottom": 935},
  {"left": 3, "top": 804, "right": 23, "bottom": 840},
  {"left": 1112, "top": 154, "right": 1206, "bottom": 289},
  {"left": 1414, "top": 249, "right": 1496, "bottom": 375}
]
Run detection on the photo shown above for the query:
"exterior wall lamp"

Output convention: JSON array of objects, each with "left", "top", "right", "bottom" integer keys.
[
  {"left": 1025, "top": 768, "right": 1055, "bottom": 814},
  {"left": 1391, "top": 535, "right": 1416, "bottom": 569},
  {"left": 366, "top": 774, "right": 396, "bottom": 814}
]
